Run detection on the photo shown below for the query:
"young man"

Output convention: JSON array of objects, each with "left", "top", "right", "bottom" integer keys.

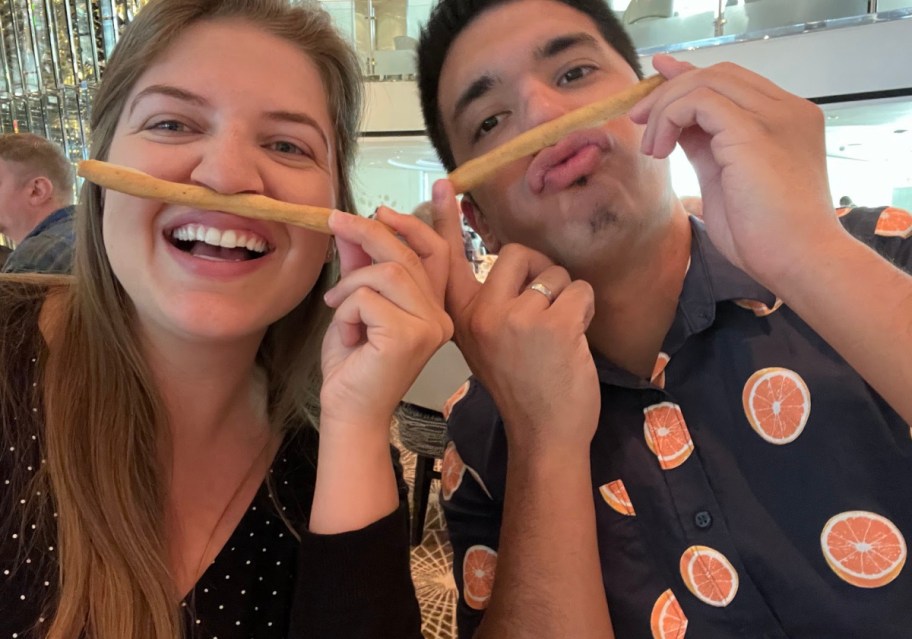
[
  {"left": 414, "top": 1, "right": 912, "bottom": 637},
  {"left": 0, "top": 132, "right": 76, "bottom": 273}
]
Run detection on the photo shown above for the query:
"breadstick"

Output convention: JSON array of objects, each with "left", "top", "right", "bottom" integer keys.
[
  {"left": 77, "top": 160, "right": 335, "bottom": 234},
  {"left": 447, "top": 74, "right": 666, "bottom": 194}
]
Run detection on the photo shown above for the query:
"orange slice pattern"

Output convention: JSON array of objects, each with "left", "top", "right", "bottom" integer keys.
[
  {"left": 874, "top": 207, "right": 912, "bottom": 238},
  {"left": 835, "top": 206, "right": 853, "bottom": 218},
  {"left": 651, "top": 352, "right": 670, "bottom": 389},
  {"left": 465, "top": 464, "right": 493, "bottom": 500},
  {"left": 821, "top": 510, "right": 907, "bottom": 588},
  {"left": 441, "top": 441, "right": 466, "bottom": 501},
  {"left": 679, "top": 545, "right": 739, "bottom": 607},
  {"left": 443, "top": 380, "right": 471, "bottom": 420},
  {"left": 733, "top": 298, "right": 783, "bottom": 318},
  {"left": 599, "top": 479, "right": 636, "bottom": 516},
  {"left": 644, "top": 402, "right": 695, "bottom": 470},
  {"left": 650, "top": 588, "right": 688, "bottom": 639},
  {"left": 742, "top": 367, "right": 810, "bottom": 444},
  {"left": 463, "top": 545, "right": 497, "bottom": 610}
]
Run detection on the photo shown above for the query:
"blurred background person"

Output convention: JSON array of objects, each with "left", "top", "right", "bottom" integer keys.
[{"left": 0, "top": 132, "right": 75, "bottom": 273}]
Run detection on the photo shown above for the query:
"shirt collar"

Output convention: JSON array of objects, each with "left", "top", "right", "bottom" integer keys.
[
  {"left": 662, "top": 216, "right": 775, "bottom": 353},
  {"left": 592, "top": 216, "right": 775, "bottom": 386},
  {"left": 22, "top": 206, "right": 75, "bottom": 242}
]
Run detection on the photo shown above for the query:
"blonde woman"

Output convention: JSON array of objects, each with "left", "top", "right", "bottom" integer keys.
[{"left": 0, "top": 0, "right": 451, "bottom": 637}]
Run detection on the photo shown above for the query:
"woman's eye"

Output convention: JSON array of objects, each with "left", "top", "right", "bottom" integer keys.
[
  {"left": 268, "top": 140, "right": 307, "bottom": 156},
  {"left": 148, "top": 120, "right": 189, "bottom": 132},
  {"left": 559, "top": 66, "right": 594, "bottom": 85}
]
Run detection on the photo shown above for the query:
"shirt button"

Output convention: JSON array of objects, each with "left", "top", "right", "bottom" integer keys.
[{"left": 694, "top": 510, "right": 713, "bottom": 530}]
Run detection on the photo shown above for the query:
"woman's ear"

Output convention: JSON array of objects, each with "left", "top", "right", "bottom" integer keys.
[{"left": 460, "top": 195, "right": 501, "bottom": 253}]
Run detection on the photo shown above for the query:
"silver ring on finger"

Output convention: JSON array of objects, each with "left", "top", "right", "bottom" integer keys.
[{"left": 527, "top": 281, "right": 555, "bottom": 304}]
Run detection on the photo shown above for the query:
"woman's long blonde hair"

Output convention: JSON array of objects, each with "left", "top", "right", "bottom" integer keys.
[{"left": 1, "top": 1, "right": 362, "bottom": 637}]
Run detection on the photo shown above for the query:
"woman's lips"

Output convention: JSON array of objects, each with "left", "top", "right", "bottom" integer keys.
[{"left": 526, "top": 129, "right": 611, "bottom": 195}]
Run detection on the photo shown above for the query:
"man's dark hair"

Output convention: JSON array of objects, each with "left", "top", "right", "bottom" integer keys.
[{"left": 417, "top": 0, "right": 643, "bottom": 171}]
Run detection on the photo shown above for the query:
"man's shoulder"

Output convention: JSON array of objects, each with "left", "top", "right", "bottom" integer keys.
[
  {"left": 35, "top": 206, "right": 76, "bottom": 240},
  {"left": 3, "top": 208, "right": 76, "bottom": 275},
  {"left": 3, "top": 234, "right": 74, "bottom": 274}
]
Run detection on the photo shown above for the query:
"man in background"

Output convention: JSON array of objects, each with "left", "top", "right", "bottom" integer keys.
[{"left": 0, "top": 132, "right": 76, "bottom": 274}]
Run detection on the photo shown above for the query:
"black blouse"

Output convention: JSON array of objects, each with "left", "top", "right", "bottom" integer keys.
[{"left": 0, "top": 287, "right": 422, "bottom": 638}]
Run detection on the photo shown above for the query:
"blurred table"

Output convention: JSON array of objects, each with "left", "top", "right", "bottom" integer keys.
[{"left": 403, "top": 341, "right": 471, "bottom": 412}]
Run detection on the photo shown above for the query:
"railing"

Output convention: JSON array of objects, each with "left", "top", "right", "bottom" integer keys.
[{"left": 621, "top": 0, "right": 912, "bottom": 53}]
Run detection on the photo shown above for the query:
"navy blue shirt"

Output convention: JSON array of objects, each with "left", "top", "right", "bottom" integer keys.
[
  {"left": 443, "top": 207, "right": 912, "bottom": 639},
  {"left": 3, "top": 206, "right": 75, "bottom": 274}
]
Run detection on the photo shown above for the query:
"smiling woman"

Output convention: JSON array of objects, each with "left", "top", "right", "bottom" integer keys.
[{"left": 0, "top": 1, "right": 450, "bottom": 638}]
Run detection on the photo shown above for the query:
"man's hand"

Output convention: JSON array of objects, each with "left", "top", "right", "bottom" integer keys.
[
  {"left": 430, "top": 180, "right": 599, "bottom": 455},
  {"left": 630, "top": 55, "right": 844, "bottom": 289},
  {"left": 632, "top": 55, "right": 912, "bottom": 426}
]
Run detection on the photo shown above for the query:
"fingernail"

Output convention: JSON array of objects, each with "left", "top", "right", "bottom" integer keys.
[{"left": 432, "top": 180, "right": 447, "bottom": 202}]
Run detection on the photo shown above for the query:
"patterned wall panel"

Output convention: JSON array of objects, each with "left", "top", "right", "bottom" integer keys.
[{"left": 0, "top": 0, "right": 147, "bottom": 160}]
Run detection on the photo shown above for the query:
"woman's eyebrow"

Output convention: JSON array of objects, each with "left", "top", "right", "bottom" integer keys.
[
  {"left": 265, "top": 111, "right": 331, "bottom": 154},
  {"left": 129, "top": 84, "right": 209, "bottom": 116}
]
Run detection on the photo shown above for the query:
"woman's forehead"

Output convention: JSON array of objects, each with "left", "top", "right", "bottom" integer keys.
[{"left": 128, "top": 19, "right": 332, "bottom": 121}]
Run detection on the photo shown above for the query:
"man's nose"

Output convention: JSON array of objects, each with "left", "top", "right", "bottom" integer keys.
[
  {"left": 190, "top": 129, "right": 265, "bottom": 196},
  {"left": 520, "top": 80, "right": 570, "bottom": 132}
]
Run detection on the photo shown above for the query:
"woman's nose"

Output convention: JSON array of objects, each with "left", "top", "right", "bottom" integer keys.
[{"left": 190, "top": 129, "right": 265, "bottom": 196}]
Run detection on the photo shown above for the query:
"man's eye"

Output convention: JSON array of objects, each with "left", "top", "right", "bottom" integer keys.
[
  {"left": 476, "top": 115, "right": 501, "bottom": 139},
  {"left": 558, "top": 66, "right": 594, "bottom": 85}
]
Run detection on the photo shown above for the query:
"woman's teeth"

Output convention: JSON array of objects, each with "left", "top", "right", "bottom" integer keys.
[{"left": 171, "top": 223, "right": 269, "bottom": 254}]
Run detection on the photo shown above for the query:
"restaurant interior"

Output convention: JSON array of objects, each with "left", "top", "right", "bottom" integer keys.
[{"left": 1, "top": 1, "right": 910, "bottom": 636}]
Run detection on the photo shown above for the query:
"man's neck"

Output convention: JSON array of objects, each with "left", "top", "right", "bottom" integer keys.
[{"left": 582, "top": 211, "right": 692, "bottom": 379}]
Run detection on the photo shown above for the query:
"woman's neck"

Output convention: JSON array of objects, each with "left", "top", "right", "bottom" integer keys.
[{"left": 139, "top": 322, "right": 270, "bottom": 447}]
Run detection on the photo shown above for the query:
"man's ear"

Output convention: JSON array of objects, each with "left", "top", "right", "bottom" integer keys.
[
  {"left": 461, "top": 195, "right": 501, "bottom": 253},
  {"left": 27, "top": 177, "right": 55, "bottom": 207}
]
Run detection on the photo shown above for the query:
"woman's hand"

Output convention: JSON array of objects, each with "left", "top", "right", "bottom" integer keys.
[
  {"left": 319, "top": 208, "right": 453, "bottom": 437},
  {"left": 311, "top": 208, "right": 452, "bottom": 534}
]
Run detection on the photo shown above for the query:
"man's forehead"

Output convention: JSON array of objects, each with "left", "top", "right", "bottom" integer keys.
[{"left": 439, "top": 0, "right": 607, "bottom": 111}]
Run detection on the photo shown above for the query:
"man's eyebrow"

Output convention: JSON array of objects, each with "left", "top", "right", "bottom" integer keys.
[
  {"left": 128, "top": 85, "right": 208, "bottom": 116},
  {"left": 534, "top": 32, "right": 600, "bottom": 60},
  {"left": 452, "top": 74, "right": 499, "bottom": 125},
  {"left": 265, "top": 111, "right": 331, "bottom": 153}
]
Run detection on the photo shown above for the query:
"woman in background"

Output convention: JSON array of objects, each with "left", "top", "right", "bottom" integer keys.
[{"left": 0, "top": 0, "right": 451, "bottom": 637}]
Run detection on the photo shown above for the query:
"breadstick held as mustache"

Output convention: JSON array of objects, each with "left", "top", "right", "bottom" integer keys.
[
  {"left": 77, "top": 160, "right": 336, "bottom": 235},
  {"left": 78, "top": 76, "right": 665, "bottom": 231},
  {"left": 447, "top": 74, "right": 666, "bottom": 194}
]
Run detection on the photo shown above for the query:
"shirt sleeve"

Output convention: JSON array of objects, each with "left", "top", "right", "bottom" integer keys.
[
  {"left": 838, "top": 206, "right": 912, "bottom": 270},
  {"left": 287, "top": 450, "right": 422, "bottom": 639},
  {"left": 440, "top": 382, "right": 506, "bottom": 639}
]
